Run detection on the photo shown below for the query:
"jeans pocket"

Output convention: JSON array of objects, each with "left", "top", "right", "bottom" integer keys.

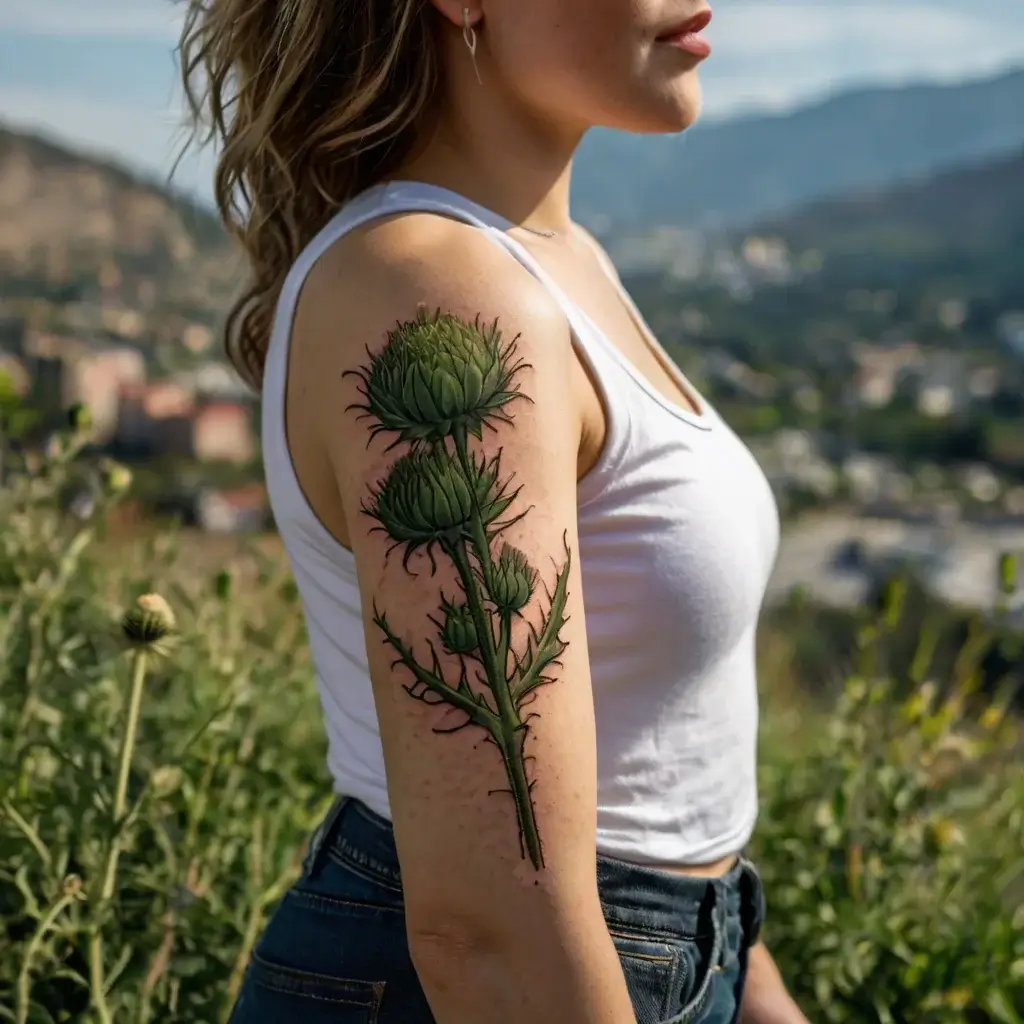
[
  {"left": 610, "top": 928, "right": 682, "bottom": 1024},
  {"left": 662, "top": 916, "right": 726, "bottom": 1024},
  {"left": 232, "top": 951, "right": 384, "bottom": 1024}
]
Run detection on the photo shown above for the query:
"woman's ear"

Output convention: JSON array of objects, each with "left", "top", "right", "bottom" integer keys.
[{"left": 428, "top": 1, "right": 483, "bottom": 30}]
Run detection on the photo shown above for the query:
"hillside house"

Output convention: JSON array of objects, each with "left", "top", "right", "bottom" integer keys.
[
  {"left": 195, "top": 482, "right": 267, "bottom": 533},
  {"left": 114, "top": 382, "right": 254, "bottom": 463},
  {"left": 194, "top": 401, "right": 254, "bottom": 463}
]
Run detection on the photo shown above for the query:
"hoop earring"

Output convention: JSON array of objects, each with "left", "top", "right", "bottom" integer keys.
[{"left": 462, "top": 8, "right": 483, "bottom": 85}]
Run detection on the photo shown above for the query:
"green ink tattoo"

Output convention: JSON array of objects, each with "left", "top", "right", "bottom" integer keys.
[{"left": 346, "top": 308, "right": 571, "bottom": 870}]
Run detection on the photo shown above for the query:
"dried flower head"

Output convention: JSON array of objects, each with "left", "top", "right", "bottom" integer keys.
[{"left": 121, "top": 593, "right": 177, "bottom": 652}]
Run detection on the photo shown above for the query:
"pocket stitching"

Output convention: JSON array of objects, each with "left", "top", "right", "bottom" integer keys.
[
  {"left": 663, "top": 932, "right": 720, "bottom": 1024},
  {"left": 617, "top": 950, "right": 675, "bottom": 965},
  {"left": 603, "top": 915, "right": 709, "bottom": 943},
  {"left": 250, "top": 950, "right": 386, "bottom": 1012},
  {"left": 325, "top": 844, "right": 404, "bottom": 893},
  {"left": 253, "top": 976, "right": 380, "bottom": 1009},
  {"left": 287, "top": 888, "right": 404, "bottom": 915}
]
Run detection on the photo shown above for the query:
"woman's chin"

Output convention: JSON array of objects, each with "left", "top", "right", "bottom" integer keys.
[{"left": 628, "top": 88, "right": 704, "bottom": 135}]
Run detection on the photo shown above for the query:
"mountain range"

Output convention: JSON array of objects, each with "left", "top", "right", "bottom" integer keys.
[
  {"left": 756, "top": 147, "right": 1024, "bottom": 261},
  {"left": 573, "top": 66, "right": 1024, "bottom": 232},
  {"left": 1, "top": 64, "right": 1023, "bottom": 321}
]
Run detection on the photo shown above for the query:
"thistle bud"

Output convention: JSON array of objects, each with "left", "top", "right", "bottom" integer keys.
[
  {"left": 490, "top": 544, "right": 538, "bottom": 612},
  {"left": 121, "top": 593, "right": 176, "bottom": 651},
  {"left": 349, "top": 309, "right": 525, "bottom": 447},
  {"left": 441, "top": 600, "right": 478, "bottom": 654},
  {"left": 61, "top": 874, "right": 84, "bottom": 898}
]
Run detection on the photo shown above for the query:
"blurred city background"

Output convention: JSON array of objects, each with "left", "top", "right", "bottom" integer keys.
[
  {"left": 2, "top": 4, "right": 1024, "bottom": 1020},
  {"left": 2, "top": 0, "right": 1023, "bottom": 617}
]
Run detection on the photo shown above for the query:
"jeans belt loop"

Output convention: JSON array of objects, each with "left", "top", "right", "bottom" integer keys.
[{"left": 303, "top": 794, "right": 349, "bottom": 879}]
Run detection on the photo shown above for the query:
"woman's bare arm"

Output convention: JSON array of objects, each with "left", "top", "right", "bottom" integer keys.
[{"left": 295, "top": 217, "right": 636, "bottom": 1024}]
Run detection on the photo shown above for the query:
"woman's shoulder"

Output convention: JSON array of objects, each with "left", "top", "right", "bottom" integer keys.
[{"left": 299, "top": 208, "right": 567, "bottom": 340}]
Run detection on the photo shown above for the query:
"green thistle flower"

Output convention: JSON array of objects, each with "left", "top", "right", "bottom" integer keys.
[
  {"left": 364, "top": 447, "right": 519, "bottom": 568},
  {"left": 491, "top": 544, "right": 538, "bottom": 612},
  {"left": 346, "top": 308, "right": 528, "bottom": 447},
  {"left": 440, "top": 599, "right": 478, "bottom": 655}
]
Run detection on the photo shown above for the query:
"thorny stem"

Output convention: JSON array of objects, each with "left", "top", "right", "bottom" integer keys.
[
  {"left": 452, "top": 424, "right": 496, "bottom": 590},
  {"left": 443, "top": 536, "right": 545, "bottom": 869},
  {"left": 16, "top": 886, "right": 78, "bottom": 1024},
  {"left": 89, "top": 648, "right": 150, "bottom": 1024}
]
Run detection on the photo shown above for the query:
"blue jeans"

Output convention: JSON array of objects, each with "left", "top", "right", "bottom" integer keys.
[{"left": 229, "top": 796, "right": 765, "bottom": 1024}]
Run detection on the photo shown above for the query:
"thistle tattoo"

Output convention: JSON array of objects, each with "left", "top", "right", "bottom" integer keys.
[{"left": 347, "top": 309, "right": 571, "bottom": 870}]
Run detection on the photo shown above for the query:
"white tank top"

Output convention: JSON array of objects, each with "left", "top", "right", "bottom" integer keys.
[{"left": 262, "top": 181, "right": 780, "bottom": 865}]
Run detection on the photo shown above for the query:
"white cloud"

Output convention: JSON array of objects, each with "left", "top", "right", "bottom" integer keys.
[
  {"left": 700, "top": 2, "right": 1024, "bottom": 117},
  {"left": 0, "top": 0, "right": 182, "bottom": 39},
  {"left": 713, "top": 2, "right": 1009, "bottom": 54}
]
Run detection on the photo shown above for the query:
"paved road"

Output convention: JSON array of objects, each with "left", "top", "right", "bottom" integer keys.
[{"left": 768, "top": 512, "right": 1024, "bottom": 613}]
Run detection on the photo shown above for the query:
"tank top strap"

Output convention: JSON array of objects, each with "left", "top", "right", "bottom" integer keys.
[
  {"left": 266, "top": 179, "right": 634, "bottom": 505},
  {"left": 275, "top": 181, "right": 623, "bottom": 369}
]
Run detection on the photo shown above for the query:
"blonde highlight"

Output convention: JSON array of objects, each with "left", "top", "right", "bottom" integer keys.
[{"left": 177, "top": 0, "right": 440, "bottom": 388}]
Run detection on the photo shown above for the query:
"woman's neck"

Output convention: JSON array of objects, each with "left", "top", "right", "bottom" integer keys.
[{"left": 395, "top": 88, "right": 582, "bottom": 236}]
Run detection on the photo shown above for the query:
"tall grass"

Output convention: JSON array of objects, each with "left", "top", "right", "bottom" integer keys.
[{"left": 1, "top": 420, "right": 1022, "bottom": 1023}]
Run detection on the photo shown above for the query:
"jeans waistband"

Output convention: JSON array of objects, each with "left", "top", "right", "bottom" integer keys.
[{"left": 305, "top": 795, "right": 765, "bottom": 945}]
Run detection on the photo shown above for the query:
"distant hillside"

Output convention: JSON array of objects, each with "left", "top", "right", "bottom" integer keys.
[
  {"left": 757, "top": 148, "right": 1024, "bottom": 261},
  {"left": 574, "top": 67, "right": 1024, "bottom": 232},
  {"left": 0, "top": 125, "right": 235, "bottom": 317}
]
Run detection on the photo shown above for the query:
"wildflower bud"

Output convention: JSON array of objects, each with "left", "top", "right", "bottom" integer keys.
[
  {"left": 441, "top": 601, "right": 478, "bottom": 654},
  {"left": 67, "top": 402, "right": 93, "bottom": 434},
  {"left": 61, "top": 874, "right": 84, "bottom": 897},
  {"left": 928, "top": 818, "right": 963, "bottom": 851},
  {"left": 122, "top": 593, "right": 176, "bottom": 649},
  {"left": 99, "top": 457, "right": 132, "bottom": 496},
  {"left": 151, "top": 765, "right": 182, "bottom": 797}
]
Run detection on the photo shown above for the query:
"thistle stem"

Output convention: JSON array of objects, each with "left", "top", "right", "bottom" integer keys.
[
  {"left": 89, "top": 648, "right": 149, "bottom": 1024},
  {"left": 451, "top": 426, "right": 495, "bottom": 588},
  {"left": 444, "top": 539, "right": 544, "bottom": 869}
]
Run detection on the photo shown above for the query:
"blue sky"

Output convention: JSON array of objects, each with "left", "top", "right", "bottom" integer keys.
[{"left": 1, "top": 0, "right": 1023, "bottom": 199}]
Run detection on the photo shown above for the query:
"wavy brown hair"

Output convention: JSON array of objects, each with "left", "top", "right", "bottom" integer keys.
[{"left": 177, "top": 0, "right": 441, "bottom": 389}]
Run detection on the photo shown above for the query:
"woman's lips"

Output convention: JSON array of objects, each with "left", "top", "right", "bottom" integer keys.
[{"left": 657, "top": 8, "right": 713, "bottom": 59}]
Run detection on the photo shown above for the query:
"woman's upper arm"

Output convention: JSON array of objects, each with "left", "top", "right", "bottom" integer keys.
[{"left": 297, "top": 223, "right": 601, "bottom": 938}]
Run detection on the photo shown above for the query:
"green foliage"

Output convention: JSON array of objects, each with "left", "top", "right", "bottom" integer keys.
[
  {"left": 754, "top": 580, "right": 1024, "bottom": 1023},
  {"left": 0, "top": 427, "right": 329, "bottom": 1023},
  {"left": 0, "top": 426, "right": 1021, "bottom": 1021}
]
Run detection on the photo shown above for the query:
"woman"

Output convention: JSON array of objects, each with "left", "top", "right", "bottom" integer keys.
[{"left": 180, "top": 1, "right": 808, "bottom": 1022}]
